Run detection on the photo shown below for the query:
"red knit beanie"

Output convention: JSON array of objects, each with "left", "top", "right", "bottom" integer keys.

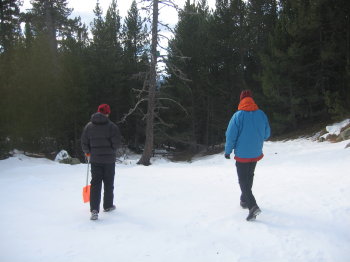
[
  {"left": 240, "top": 90, "right": 252, "bottom": 101},
  {"left": 97, "top": 104, "right": 111, "bottom": 115}
]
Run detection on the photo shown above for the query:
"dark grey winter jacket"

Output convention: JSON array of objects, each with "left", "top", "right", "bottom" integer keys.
[{"left": 81, "top": 112, "right": 121, "bottom": 163}]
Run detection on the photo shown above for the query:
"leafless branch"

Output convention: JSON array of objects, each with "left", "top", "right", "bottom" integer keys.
[
  {"left": 166, "top": 62, "right": 192, "bottom": 82},
  {"left": 158, "top": 21, "right": 175, "bottom": 34},
  {"left": 158, "top": 33, "right": 172, "bottom": 41},
  {"left": 157, "top": 97, "right": 189, "bottom": 114},
  {"left": 131, "top": 72, "right": 150, "bottom": 99},
  {"left": 138, "top": 0, "right": 153, "bottom": 9},
  {"left": 158, "top": 54, "right": 168, "bottom": 60},
  {"left": 155, "top": 106, "right": 170, "bottom": 110},
  {"left": 118, "top": 98, "right": 148, "bottom": 124},
  {"left": 157, "top": 43, "right": 169, "bottom": 52},
  {"left": 154, "top": 114, "right": 174, "bottom": 128},
  {"left": 130, "top": 71, "right": 148, "bottom": 81},
  {"left": 158, "top": 129, "right": 206, "bottom": 149},
  {"left": 159, "top": 0, "right": 179, "bottom": 10}
]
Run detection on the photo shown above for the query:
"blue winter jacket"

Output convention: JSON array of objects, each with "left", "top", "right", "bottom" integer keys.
[{"left": 225, "top": 99, "right": 270, "bottom": 162}]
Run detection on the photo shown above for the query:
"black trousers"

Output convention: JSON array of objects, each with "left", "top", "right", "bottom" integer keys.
[
  {"left": 90, "top": 163, "right": 115, "bottom": 212},
  {"left": 235, "top": 161, "right": 258, "bottom": 210}
]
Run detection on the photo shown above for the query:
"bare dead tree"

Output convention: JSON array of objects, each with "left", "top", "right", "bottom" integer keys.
[
  {"left": 136, "top": 0, "right": 159, "bottom": 166},
  {"left": 119, "top": 0, "right": 191, "bottom": 165}
]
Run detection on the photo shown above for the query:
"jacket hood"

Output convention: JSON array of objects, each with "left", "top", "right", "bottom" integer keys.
[
  {"left": 91, "top": 112, "right": 109, "bottom": 125},
  {"left": 238, "top": 97, "right": 259, "bottom": 111}
]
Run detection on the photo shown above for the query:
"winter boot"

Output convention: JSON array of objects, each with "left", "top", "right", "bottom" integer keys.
[
  {"left": 90, "top": 210, "right": 99, "bottom": 220},
  {"left": 246, "top": 205, "right": 261, "bottom": 221},
  {"left": 240, "top": 201, "right": 248, "bottom": 209},
  {"left": 103, "top": 205, "right": 116, "bottom": 212}
]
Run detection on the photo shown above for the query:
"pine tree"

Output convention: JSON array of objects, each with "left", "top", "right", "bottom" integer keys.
[
  {"left": 12, "top": 0, "right": 74, "bottom": 152},
  {"left": 246, "top": 0, "right": 277, "bottom": 102},
  {"left": 56, "top": 17, "right": 90, "bottom": 156},
  {"left": 165, "top": 0, "right": 215, "bottom": 150},
  {"left": 208, "top": 0, "right": 249, "bottom": 144},
  {"left": 0, "top": 0, "right": 21, "bottom": 52},
  {"left": 0, "top": 0, "right": 22, "bottom": 157},
  {"left": 88, "top": 0, "right": 122, "bottom": 118},
  {"left": 123, "top": 0, "right": 148, "bottom": 63},
  {"left": 120, "top": 0, "right": 149, "bottom": 150},
  {"left": 29, "top": 0, "right": 72, "bottom": 56},
  {"left": 316, "top": 0, "right": 350, "bottom": 116},
  {"left": 260, "top": 1, "right": 300, "bottom": 132},
  {"left": 261, "top": 0, "right": 350, "bottom": 134}
]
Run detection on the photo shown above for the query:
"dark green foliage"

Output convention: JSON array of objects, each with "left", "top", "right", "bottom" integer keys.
[
  {"left": 261, "top": 0, "right": 350, "bottom": 134},
  {"left": 165, "top": 0, "right": 349, "bottom": 146},
  {"left": 164, "top": 0, "right": 215, "bottom": 150},
  {"left": 0, "top": 0, "right": 349, "bottom": 158},
  {"left": 0, "top": 0, "right": 152, "bottom": 157},
  {"left": 120, "top": 0, "right": 149, "bottom": 150},
  {"left": 87, "top": 0, "right": 122, "bottom": 113},
  {"left": 163, "top": 0, "right": 275, "bottom": 149},
  {"left": 0, "top": 0, "right": 21, "bottom": 52},
  {"left": 0, "top": 0, "right": 21, "bottom": 155}
]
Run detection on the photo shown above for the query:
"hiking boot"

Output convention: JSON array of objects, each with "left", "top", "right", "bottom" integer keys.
[
  {"left": 90, "top": 210, "right": 98, "bottom": 220},
  {"left": 240, "top": 201, "right": 248, "bottom": 209},
  {"left": 246, "top": 205, "right": 261, "bottom": 221},
  {"left": 103, "top": 205, "right": 116, "bottom": 212}
]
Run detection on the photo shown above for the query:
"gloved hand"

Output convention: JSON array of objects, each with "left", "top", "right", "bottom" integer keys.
[{"left": 224, "top": 154, "right": 230, "bottom": 159}]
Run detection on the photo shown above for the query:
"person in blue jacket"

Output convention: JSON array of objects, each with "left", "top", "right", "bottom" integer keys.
[{"left": 225, "top": 90, "right": 271, "bottom": 221}]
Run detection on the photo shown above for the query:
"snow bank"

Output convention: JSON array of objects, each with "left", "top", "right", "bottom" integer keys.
[
  {"left": 319, "top": 118, "right": 350, "bottom": 140},
  {"left": 326, "top": 119, "right": 350, "bottom": 135}
]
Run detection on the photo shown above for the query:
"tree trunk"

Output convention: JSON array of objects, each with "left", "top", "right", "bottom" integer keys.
[
  {"left": 44, "top": 1, "right": 57, "bottom": 55},
  {"left": 138, "top": 0, "right": 158, "bottom": 166}
]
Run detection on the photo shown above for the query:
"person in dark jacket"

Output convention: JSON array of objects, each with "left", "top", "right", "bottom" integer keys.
[
  {"left": 81, "top": 104, "right": 121, "bottom": 220},
  {"left": 225, "top": 90, "right": 270, "bottom": 221}
]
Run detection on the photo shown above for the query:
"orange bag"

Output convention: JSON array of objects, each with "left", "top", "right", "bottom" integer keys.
[{"left": 83, "top": 185, "right": 91, "bottom": 203}]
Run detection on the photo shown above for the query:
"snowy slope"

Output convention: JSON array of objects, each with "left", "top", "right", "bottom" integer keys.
[{"left": 1, "top": 139, "right": 349, "bottom": 262}]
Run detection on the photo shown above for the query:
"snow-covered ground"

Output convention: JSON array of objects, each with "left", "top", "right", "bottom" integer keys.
[{"left": 1, "top": 138, "right": 350, "bottom": 262}]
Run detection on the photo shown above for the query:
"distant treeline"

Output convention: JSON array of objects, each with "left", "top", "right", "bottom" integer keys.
[{"left": 1, "top": 0, "right": 349, "bottom": 158}]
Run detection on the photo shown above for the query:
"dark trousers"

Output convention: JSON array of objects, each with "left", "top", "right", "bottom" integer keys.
[
  {"left": 235, "top": 161, "right": 258, "bottom": 210},
  {"left": 90, "top": 163, "right": 115, "bottom": 212}
]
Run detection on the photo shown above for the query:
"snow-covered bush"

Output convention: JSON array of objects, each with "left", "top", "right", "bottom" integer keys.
[{"left": 55, "top": 150, "right": 80, "bottom": 165}]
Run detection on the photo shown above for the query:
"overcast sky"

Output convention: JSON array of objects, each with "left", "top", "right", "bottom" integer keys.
[
  {"left": 22, "top": 0, "right": 217, "bottom": 28},
  {"left": 21, "top": 0, "right": 217, "bottom": 63}
]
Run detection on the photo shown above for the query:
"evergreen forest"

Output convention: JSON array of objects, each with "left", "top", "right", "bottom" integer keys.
[{"left": 1, "top": 0, "right": 349, "bottom": 160}]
